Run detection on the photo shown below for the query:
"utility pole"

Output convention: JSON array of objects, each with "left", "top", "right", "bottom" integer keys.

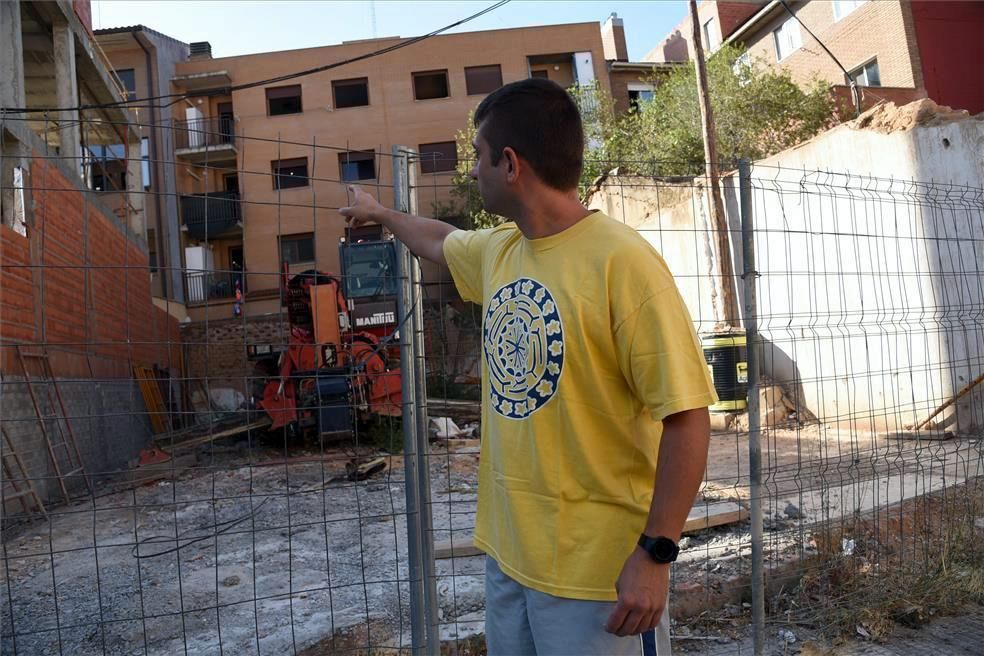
[{"left": 689, "top": 0, "right": 740, "bottom": 329}]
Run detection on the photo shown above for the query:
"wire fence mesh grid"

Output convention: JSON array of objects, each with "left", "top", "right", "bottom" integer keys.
[{"left": 1, "top": 113, "right": 982, "bottom": 656}]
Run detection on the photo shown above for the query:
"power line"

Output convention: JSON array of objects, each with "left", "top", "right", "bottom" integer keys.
[{"left": 1, "top": 0, "right": 511, "bottom": 115}]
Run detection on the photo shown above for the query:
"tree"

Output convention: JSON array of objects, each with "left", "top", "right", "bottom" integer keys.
[
  {"left": 627, "top": 43, "right": 837, "bottom": 176},
  {"left": 431, "top": 111, "right": 503, "bottom": 229}
]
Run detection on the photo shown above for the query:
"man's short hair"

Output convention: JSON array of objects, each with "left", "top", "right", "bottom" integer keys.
[{"left": 474, "top": 78, "right": 584, "bottom": 191}]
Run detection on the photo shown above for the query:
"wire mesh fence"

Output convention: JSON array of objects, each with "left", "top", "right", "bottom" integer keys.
[{"left": 1, "top": 112, "right": 983, "bottom": 656}]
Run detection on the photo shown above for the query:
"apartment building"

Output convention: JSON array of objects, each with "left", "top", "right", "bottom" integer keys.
[
  {"left": 94, "top": 25, "right": 190, "bottom": 305},
  {"left": 163, "top": 19, "right": 650, "bottom": 321},
  {"left": 648, "top": 1, "right": 984, "bottom": 115}
]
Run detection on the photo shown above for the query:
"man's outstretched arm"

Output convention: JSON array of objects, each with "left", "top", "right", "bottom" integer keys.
[{"left": 339, "top": 185, "right": 456, "bottom": 266}]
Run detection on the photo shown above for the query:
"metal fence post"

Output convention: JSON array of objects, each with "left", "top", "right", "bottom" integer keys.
[
  {"left": 392, "top": 146, "right": 439, "bottom": 655},
  {"left": 392, "top": 146, "right": 428, "bottom": 655},
  {"left": 739, "top": 158, "right": 765, "bottom": 655},
  {"left": 404, "top": 148, "right": 440, "bottom": 653}
]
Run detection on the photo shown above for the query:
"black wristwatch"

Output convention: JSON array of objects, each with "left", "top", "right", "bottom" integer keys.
[{"left": 637, "top": 534, "right": 680, "bottom": 564}]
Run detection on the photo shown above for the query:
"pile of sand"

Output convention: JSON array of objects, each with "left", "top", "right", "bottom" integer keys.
[{"left": 850, "top": 98, "right": 976, "bottom": 133}]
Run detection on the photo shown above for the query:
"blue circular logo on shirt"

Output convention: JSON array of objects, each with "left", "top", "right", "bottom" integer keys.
[{"left": 483, "top": 277, "right": 564, "bottom": 419}]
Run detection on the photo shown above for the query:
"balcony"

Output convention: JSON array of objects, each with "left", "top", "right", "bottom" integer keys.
[
  {"left": 174, "top": 116, "right": 237, "bottom": 164},
  {"left": 180, "top": 192, "right": 242, "bottom": 239},
  {"left": 185, "top": 270, "right": 246, "bottom": 305}
]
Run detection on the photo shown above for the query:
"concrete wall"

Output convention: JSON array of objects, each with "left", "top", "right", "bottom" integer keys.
[{"left": 586, "top": 104, "right": 984, "bottom": 432}]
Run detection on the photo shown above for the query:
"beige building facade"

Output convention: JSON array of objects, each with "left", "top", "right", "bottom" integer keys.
[
  {"left": 727, "top": 1, "right": 923, "bottom": 91},
  {"left": 165, "top": 21, "right": 642, "bottom": 320},
  {"left": 648, "top": 1, "right": 984, "bottom": 117}
]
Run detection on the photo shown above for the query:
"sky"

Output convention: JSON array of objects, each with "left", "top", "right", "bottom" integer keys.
[{"left": 91, "top": 0, "right": 687, "bottom": 62}]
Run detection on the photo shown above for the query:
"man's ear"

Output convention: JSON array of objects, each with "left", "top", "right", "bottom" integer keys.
[{"left": 502, "top": 146, "right": 521, "bottom": 182}]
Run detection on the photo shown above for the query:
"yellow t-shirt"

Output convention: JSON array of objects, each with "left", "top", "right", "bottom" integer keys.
[{"left": 442, "top": 210, "right": 717, "bottom": 601}]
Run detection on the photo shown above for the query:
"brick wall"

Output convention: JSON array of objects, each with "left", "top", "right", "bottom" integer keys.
[
  {"left": 0, "top": 152, "right": 182, "bottom": 373},
  {"left": 0, "top": 150, "right": 182, "bottom": 509}
]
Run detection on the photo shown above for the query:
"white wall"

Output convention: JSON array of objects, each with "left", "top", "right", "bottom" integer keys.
[{"left": 587, "top": 112, "right": 984, "bottom": 432}]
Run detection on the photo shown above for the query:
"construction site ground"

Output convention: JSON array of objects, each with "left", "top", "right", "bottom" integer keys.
[{"left": 1, "top": 416, "right": 979, "bottom": 654}]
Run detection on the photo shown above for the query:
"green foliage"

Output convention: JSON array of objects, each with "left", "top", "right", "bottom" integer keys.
[
  {"left": 430, "top": 111, "right": 505, "bottom": 229},
  {"left": 624, "top": 43, "right": 836, "bottom": 175}
]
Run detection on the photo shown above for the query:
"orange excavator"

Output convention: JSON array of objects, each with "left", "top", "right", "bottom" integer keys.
[{"left": 247, "top": 227, "right": 402, "bottom": 440}]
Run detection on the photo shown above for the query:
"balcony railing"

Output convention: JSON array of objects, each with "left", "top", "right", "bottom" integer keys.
[
  {"left": 174, "top": 116, "right": 236, "bottom": 155},
  {"left": 180, "top": 192, "right": 241, "bottom": 239},
  {"left": 185, "top": 270, "right": 245, "bottom": 305}
]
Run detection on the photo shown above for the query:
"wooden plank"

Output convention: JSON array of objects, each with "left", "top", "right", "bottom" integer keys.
[
  {"left": 134, "top": 365, "right": 169, "bottom": 434},
  {"left": 433, "top": 538, "right": 483, "bottom": 560},
  {"left": 683, "top": 501, "right": 748, "bottom": 534},
  {"left": 434, "top": 502, "right": 748, "bottom": 560},
  {"left": 154, "top": 418, "right": 272, "bottom": 452},
  {"left": 883, "top": 430, "right": 954, "bottom": 441}
]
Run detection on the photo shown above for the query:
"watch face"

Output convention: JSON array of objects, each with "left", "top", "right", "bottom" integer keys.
[{"left": 652, "top": 538, "right": 677, "bottom": 560}]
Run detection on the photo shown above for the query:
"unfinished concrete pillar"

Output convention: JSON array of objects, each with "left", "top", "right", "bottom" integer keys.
[
  {"left": 127, "top": 140, "right": 146, "bottom": 238},
  {"left": 53, "top": 21, "right": 82, "bottom": 179},
  {"left": 0, "top": 1, "right": 26, "bottom": 111},
  {"left": 1, "top": 1, "right": 29, "bottom": 235}
]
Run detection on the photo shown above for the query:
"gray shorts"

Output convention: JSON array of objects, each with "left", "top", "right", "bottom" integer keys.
[{"left": 485, "top": 556, "right": 672, "bottom": 656}]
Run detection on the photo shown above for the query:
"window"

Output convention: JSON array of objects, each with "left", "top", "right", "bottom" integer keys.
[
  {"left": 412, "top": 70, "right": 449, "bottom": 100},
  {"left": 332, "top": 77, "right": 369, "bottom": 108},
  {"left": 280, "top": 233, "right": 315, "bottom": 265},
  {"left": 833, "top": 0, "right": 867, "bottom": 21},
  {"left": 272, "top": 157, "right": 308, "bottom": 190},
  {"left": 733, "top": 51, "right": 753, "bottom": 86},
  {"left": 419, "top": 141, "right": 457, "bottom": 174},
  {"left": 140, "top": 137, "right": 150, "bottom": 190},
  {"left": 338, "top": 151, "right": 376, "bottom": 182},
  {"left": 92, "top": 170, "right": 126, "bottom": 192},
  {"left": 266, "top": 85, "right": 303, "bottom": 116},
  {"left": 627, "top": 86, "right": 655, "bottom": 112},
  {"left": 702, "top": 17, "right": 719, "bottom": 51},
  {"left": 531, "top": 69, "right": 549, "bottom": 79},
  {"left": 848, "top": 59, "right": 881, "bottom": 87},
  {"left": 464, "top": 65, "right": 503, "bottom": 95},
  {"left": 3, "top": 164, "right": 27, "bottom": 236},
  {"left": 224, "top": 173, "right": 239, "bottom": 193},
  {"left": 115, "top": 68, "right": 136, "bottom": 100},
  {"left": 773, "top": 16, "right": 802, "bottom": 61}
]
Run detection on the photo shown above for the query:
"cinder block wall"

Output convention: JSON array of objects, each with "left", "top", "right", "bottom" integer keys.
[{"left": 182, "top": 315, "right": 288, "bottom": 395}]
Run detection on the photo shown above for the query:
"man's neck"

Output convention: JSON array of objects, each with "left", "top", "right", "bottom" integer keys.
[{"left": 512, "top": 191, "right": 593, "bottom": 240}]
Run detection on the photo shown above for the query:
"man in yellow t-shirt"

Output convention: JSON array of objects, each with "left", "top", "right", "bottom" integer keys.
[{"left": 341, "top": 78, "right": 716, "bottom": 656}]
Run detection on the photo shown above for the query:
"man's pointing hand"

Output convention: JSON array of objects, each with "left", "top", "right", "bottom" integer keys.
[{"left": 339, "top": 185, "right": 384, "bottom": 229}]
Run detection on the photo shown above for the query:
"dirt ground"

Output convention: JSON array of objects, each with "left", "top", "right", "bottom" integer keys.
[{"left": 1, "top": 421, "right": 980, "bottom": 655}]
